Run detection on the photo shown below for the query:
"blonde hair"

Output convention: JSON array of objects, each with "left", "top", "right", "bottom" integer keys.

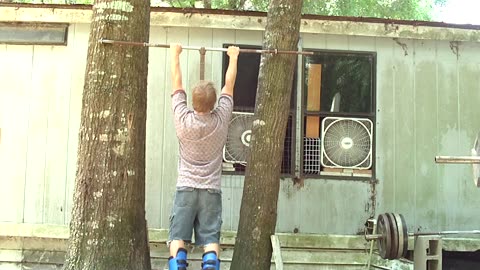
[{"left": 192, "top": 81, "right": 217, "bottom": 113}]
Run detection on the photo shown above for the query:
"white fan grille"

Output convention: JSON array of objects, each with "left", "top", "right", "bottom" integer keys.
[
  {"left": 321, "top": 117, "right": 373, "bottom": 169},
  {"left": 223, "top": 112, "right": 254, "bottom": 164}
]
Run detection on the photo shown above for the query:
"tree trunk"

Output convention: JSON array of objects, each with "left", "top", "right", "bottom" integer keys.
[
  {"left": 230, "top": 0, "right": 303, "bottom": 269},
  {"left": 63, "top": 1, "right": 151, "bottom": 270},
  {"left": 203, "top": 0, "right": 212, "bottom": 9},
  {"left": 228, "top": 0, "right": 247, "bottom": 10},
  {"left": 227, "top": 0, "right": 237, "bottom": 9}
]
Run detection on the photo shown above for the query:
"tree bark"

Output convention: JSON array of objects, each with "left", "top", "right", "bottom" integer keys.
[
  {"left": 230, "top": 0, "right": 303, "bottom": 269},
  {"left": 63, "top": 1, "right": 151, "bottom": 270},
  {"left": 228, "top": 0, "right": 244, "bottom": 9},
  {"left": 203, "top": 0, "right": 211, "bottom": 9}
]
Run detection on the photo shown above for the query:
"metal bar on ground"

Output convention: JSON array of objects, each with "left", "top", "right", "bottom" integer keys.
[
  {"left": 410, "top": 230, "right": 480, "bottom": 236},
  {"left": 99, "top": 38, "right": 314, "bottom": 55},
  {"left": 366, "top": 230, "right": 480, "bottom": 240},
  {"left": 435, "top": 156, "right": 480, "bottom": 164}
]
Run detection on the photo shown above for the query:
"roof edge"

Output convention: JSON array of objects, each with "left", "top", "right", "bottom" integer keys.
[
  {"left": 2, "top": 3, "right": 480, "bottom": 31},
  {"left": 2, "top": 4, "right": 480, "bottom": 42}
]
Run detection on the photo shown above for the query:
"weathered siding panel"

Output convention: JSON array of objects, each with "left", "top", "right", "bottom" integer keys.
[
  {"left": 375, "top": 37, "right": 395, "bottom": 215},
  {"left": 438, "top": 41, "right": 477, "bottom": 231},
  {"left": 455, "top": 43, "right": 480, "bottom": 228},
  {"left": 390, "top": 38, "right": 417, "bottom": 229},
  {"left": 0, "top": 45, "right": 33, "bottom": 223},
  {"left": 156, "top": 27, "right": 188, "bottom": 229},
  {"left": 186, "top": 28, "right": 212, "bottom": 87},
  {"left": 0, "top": 29, "right": 83, "bottom": 225},
  {"left": 295, "top": 180, "right": 372, "bottom": 234},
  {"left": 23, "top": 46, "right": 51, "bottom": 224},
  {"left": 376, "top": 38, "right": 480, "bottom": 232},
  {"left": 325, "top": 34, "right": 348, "bottom": 50},
  {"left": 221, "top": 175, "right": 244, "bottom": 231},
  {"left": 42, "top": 43, "right": 72, "bottom": 224},
  {"left": 392, "top": 38, "right": 416, "bottom": 225},
  {"left": 276, "top": 179, "right": 301, "bottom": 233},
  {"left": 436, "top": 42, "right": 461, "bottom": 229},
  {"left": 23, "top": 44, "right": 71, "bottom": 224},
  {"left": 413, "top": 40, "right": 439, "bottom": 231},
  {"left": 211, "top": 29, "right": 235, "bottom": 93},
  {"left": 64, "top": 23, "right": 89, "bottom": 224},
  {"left": 347, "top": 35, "right": 376, "bottom": 51},
  {"left": 301, "top": 32, "right": 326, "bottom": 49},
  {"left": 146, "top": 25, "right": 168, "bottom": 229}
]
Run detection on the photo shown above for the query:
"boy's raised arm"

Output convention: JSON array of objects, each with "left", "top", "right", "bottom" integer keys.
[
  {"left": 170, "top": 44, "right": 183, "bottom": 93},
  {"left": 221, "top": 46, "right": 240, "bottom": 97}
]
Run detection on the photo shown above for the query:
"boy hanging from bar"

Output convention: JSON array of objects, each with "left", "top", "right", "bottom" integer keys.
[{"left": 168, "top": 44, "right": 240, "bottom": 270}]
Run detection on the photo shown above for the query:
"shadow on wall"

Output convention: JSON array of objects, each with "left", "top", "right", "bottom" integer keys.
[{"left": 443, "top": 251, "right": 480, "bottom": 270}]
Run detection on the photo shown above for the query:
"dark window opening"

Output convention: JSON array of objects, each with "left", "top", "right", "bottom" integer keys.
[{"left": 304, "top": 53, "right": 374, "bottom": 114}]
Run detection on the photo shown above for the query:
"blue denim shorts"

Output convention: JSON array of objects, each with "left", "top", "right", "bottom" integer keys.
[{"left": 169, "top": 187, "right": 222, "bottom": 246}]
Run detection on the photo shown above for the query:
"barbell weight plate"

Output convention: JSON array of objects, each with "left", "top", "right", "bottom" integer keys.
[
  {"left": 392, "top": 213, "right": 405, "bottom": 259},
  {"left": 382, "top": 214, "right": 393, "bottom": 259},
  {"left": 392, "top": 213, "right": 408, "bottom": 259},
  {"left": 376, "top": 214, "right": 386, "bottom": 258},
  {"left": 377, "top": 214, "right": 392, "bottom": 259},
  {"left": 399, "top": 213, "right": 409, "bottom": 258},
  {"left": 386, "top": 213, "right": 399, "bottom": 259}
]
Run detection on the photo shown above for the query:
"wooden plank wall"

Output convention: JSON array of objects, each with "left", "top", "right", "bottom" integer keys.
[
  {"left": 0, "top": 44, "right": 32, "bottom": 223},
  {"left": 0, "top": 23, "right": 88, "bottom": 225},
  {"left": 0, "top": 224, "right": 418, "bottom": 270},
  {"left": 1, "top": 22, "right": 479, "bottom": 236}
]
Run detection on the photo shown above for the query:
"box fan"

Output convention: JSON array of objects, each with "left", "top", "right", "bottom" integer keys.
[
  {"left": 223, "top": 112, "right": 254, "bottom": 165},
  {"left": 321, "top": 117, "right": 373, "bottom": 170}
]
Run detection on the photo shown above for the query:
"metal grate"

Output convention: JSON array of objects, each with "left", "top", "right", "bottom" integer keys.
[
  {"left": 303, "top": 137, "right": 321, "bottom": 175},
  {"left": 281, "top": 115, "right": 293, "bottom": 174}
]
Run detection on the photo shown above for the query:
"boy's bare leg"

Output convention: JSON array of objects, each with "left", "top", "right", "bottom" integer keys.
[
  {"left": 170, "top": 239, "right": 185, "bottom": 257},
  {"left": 204, "top": 243, "right": 220, "bottom": 257},
  {"left": 169, "top": 240, "right": 188, "bottom": 270},
  {"left": 202, "top": 243, "right": 221, "bottom": 270}
]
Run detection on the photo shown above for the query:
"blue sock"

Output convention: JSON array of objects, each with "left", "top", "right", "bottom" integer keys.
[{"left": 202, "top": 251, "right": 220, "bottom": 270}]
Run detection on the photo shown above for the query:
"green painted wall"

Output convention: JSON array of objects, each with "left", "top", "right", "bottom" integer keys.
[{"left": 375, "top": 38, "right": 480, "bottom": 233}]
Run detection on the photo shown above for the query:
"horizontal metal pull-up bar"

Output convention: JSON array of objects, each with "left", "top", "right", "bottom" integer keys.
[
  {"left": 99, "top": 38, "right": 314, "bottom": 55},
  {"left": 435, "top": 156, "right": 480, "bottom": 164}
]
